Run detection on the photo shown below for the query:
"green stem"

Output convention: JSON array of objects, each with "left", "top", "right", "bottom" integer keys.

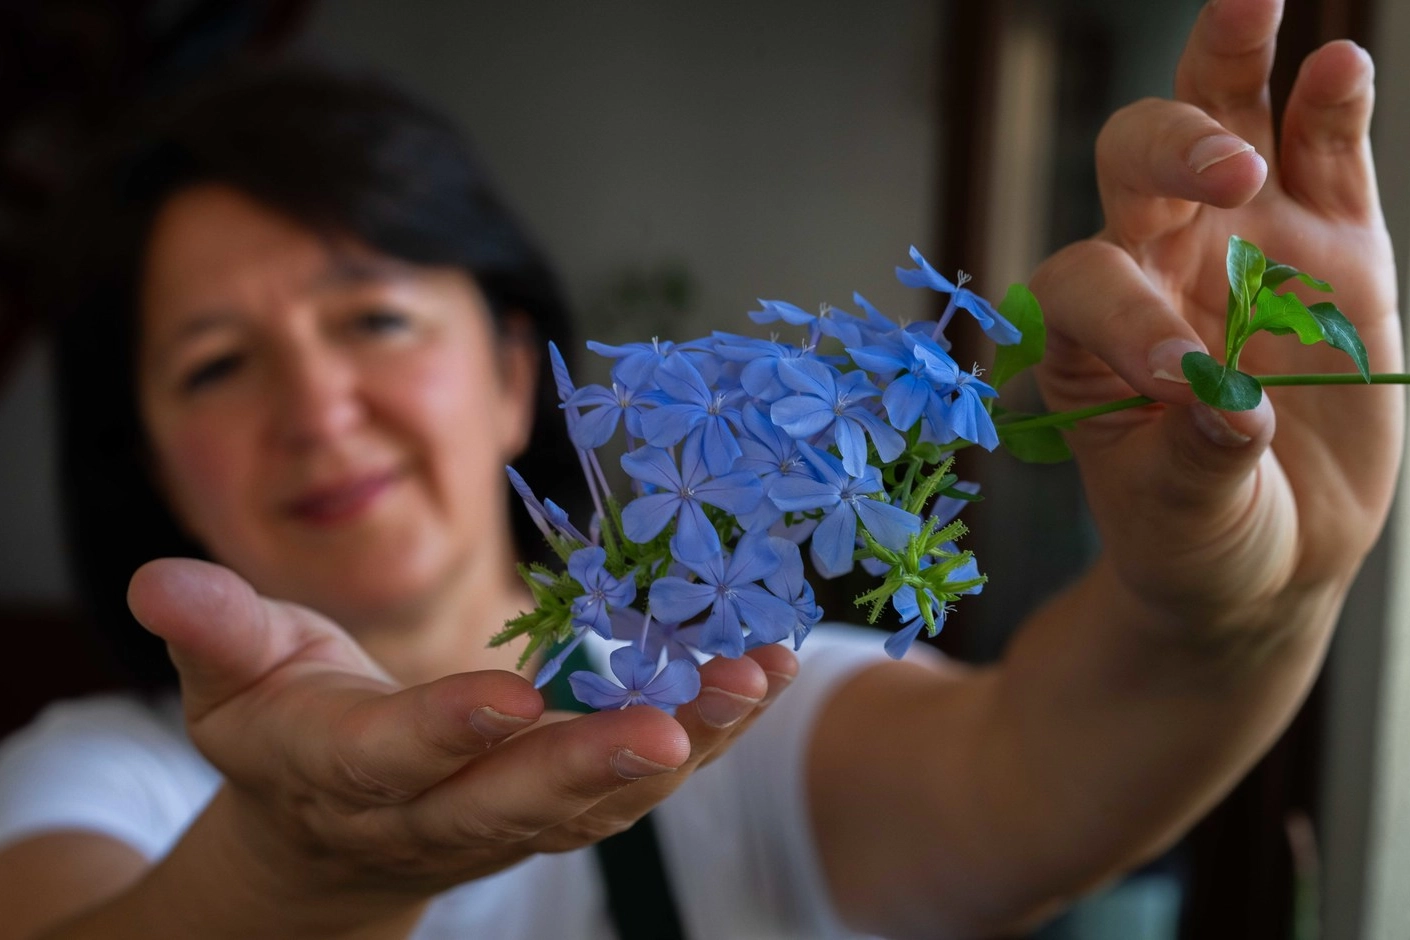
[{"left": 1000, "top": 371, "right": 1410, "bottom": 436}]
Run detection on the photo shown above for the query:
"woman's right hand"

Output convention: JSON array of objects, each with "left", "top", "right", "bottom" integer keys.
[{"left": 124, "top": 557, "right": 795, "bottom": 935}]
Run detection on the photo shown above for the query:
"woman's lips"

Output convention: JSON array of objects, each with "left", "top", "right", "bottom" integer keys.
[{"left": 285, "top": 471, "right": 400, "bottom": 525}]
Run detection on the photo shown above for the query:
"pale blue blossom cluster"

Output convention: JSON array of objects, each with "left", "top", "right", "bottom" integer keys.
[{"left": 499, "top": 248, "right": 1016, "bottom": 711}]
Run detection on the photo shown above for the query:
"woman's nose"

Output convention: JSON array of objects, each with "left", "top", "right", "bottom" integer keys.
[{"left": 271, "top": 347, "right": 365, "bottom": 451}]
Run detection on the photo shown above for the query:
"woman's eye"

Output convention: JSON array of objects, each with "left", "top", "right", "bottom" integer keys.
[
  {"left": 355, "top": 308, "right": 413, "bottom": 335},
  {"left": 182, "top": 354, "right": 243, "bottom": 392}
]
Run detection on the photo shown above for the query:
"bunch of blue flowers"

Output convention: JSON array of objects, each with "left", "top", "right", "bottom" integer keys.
[
  {"left": 495, "top": 247, "right": 1026, "bottom": 711},
  {"left": 498, "top": 234, "right": 1392, "bottom": 712}
]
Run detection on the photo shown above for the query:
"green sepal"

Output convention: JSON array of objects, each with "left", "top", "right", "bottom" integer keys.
[
  {"left": 989, "top": 283, "right": 1046, "bottom": 389},
  {"left": 1248, "top": 287, "right": 1324, "bottom": 345},
  {"left": 1181, "top": 351, "right": 1264, "bottom": 411},
  {"left": 1262, "top": 262, "right": 1333, "bottom": 294},
  {"left": 1308, "top": 302, "right": 1371, "bottom": 381},
  {"left": 998, "top": 423, "right": 1073, "bottom": 463}
]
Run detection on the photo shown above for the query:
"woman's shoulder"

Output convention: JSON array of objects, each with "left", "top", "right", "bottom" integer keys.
[{"left": 0, "top": 692, "right": 220, "bottom": 859}]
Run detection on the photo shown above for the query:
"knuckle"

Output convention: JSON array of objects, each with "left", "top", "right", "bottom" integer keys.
[
  {"left": 331, "top": 747, "right": 415, "bottom": 804},
  {"left": 550, "top": 811, "right": 638, "bottom": 849},
  {"left": 446, "top": 795, "right": 540, "bottom": 845}
]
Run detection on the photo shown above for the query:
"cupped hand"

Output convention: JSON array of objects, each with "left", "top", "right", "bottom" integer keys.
[
  {"left": 1030, "top": 0, "right": 1402, "bottom": 630},
  {"left": 126, "top": 557, "right": 795, "bottom": 922}
]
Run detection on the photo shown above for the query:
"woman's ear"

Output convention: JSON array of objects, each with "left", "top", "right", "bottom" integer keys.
[{"left": 494, "top": 311, "right": 541, "bottom": 460}]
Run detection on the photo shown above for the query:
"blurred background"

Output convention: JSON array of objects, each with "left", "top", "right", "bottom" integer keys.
[{"left": 0, "top": 1, "right": 1406, "bottom": 937}]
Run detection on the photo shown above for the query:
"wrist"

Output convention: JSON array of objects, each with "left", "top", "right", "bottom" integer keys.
[
  {"left": 138, "top": 787, "right": 428, "bottom": 939},
  {"left": 1088, "top": 556, "right": 1350, "bottom": 670}
]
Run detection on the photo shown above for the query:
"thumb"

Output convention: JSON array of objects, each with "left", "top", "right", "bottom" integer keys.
[{"left": 127, "top": 558, "right": 379, "bottom": 718}]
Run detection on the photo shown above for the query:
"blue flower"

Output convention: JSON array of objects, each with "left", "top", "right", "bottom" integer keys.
[
  {"left": 733, "top": 404, "right": 809, "bottom": 532},
  {"left": 648, "top": 534, "right": 796, "bottom": 658},
  {"left": 567, "top": 547, "right": 636, "bottom": 639},
  {"left": 638, "top": 356, "right": 746, "bottom": 476},
  {"left": 506, "top": 466, "right": 589, "bottom": 545},
  {"left": 895, "top": 246, "right": 1021, "bottom": 345},
  {"left": 915, "top": 348, "right": 1000, "bottom": 451},
  {"left": 568, "top": 646, "right": 702, "bottom": 714},
  {"left": 769, "top": 359, "right": 906, "bottom": 476},
  {"left": 585, "top": 337, "right": 679, "bottom": 389},
  {"left": 758, "top": 537, "right": 822, "bottom": 650},
  {"left": 532, "top": 628, "right": 589, "bottom": 689},
  {"left": 714, "top": 335, "right": 815, "bottom": 403},
  {"left": 749, "top": 299, "right": 872, "bottom": 348},
  {"left": 619, "top": 435, "right": 763, "bottom": 557},
  {"left": 849, "top": 292, "right": 901, "bottom": 334},
  {"left": 849, "top": 335, "right": 967, "bottom": 433},
  {"left": 768, "top": 443, "right": 922, "bottom": 577},
  {"left": 611, "top": 608, "right": 705, "bottom": 663},
  {"left": 563, "top": 381, "right": 665, "bottom": 449},
  {"left": 885, "top": 587, "right": 949, "bottom": 659},
  {"left": 547, "top": 341, "right": 578, "bottom": 402}
]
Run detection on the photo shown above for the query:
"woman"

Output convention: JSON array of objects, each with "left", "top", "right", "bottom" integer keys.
[{"left": 0, "top": 0, "right": 1402, "bottom": 937}]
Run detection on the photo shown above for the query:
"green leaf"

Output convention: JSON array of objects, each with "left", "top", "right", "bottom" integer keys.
[
  {"left": 938, "top": 483, "right": 983, "bottom": 503},
  {"left": 1225, "top": 236, "right": 1266, "bottom": 353},
  {"left": 1247, "top": 288, "right": 1324, "bottom": 345},
  {"left": 989, "top": 283, "right": 1046, "bottom": 389},
  {"left": 1308, "top": 302, "right": 1371, "bottom": 381},
  {"left": 1262, "top": 262, "right": 1333, "bottom": 294},
  {"left": 1181, "top": 351, "right": 1264, "bottom": 411},
  {"left": 997, "top": 423, "right": 1072, "bottom": 463}
]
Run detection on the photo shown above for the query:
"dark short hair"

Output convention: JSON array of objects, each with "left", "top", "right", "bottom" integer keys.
[{"left": 46, "top": 63, "right": 584, "bottom": 691}]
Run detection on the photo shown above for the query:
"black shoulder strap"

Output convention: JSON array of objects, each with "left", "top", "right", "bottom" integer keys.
[
  {"left": 542, "top": 642, "right": 687, "bottom": 940},
  {"left": 594, "top": 813, "right": 687, "bottom": 940}
]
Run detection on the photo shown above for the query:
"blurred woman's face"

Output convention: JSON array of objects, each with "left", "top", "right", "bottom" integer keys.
[{"left": 136, "top": 184, "right": 537, "bottom": 625}]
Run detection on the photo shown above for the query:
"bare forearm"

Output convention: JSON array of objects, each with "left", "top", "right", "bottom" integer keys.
[
  {"left": 962, "top": 556, "right": 1342, "bottom": 924},
  {"left": 815, "top": 556, "right": 1346, "bottom": 939},
  {"left": 37, "top": 789, "right": 426, "bottom": 940}
]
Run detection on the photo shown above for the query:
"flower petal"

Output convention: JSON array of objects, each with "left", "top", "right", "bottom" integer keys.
[
  {"left": 621, "top": 492, "right": 681, "bottom": 543},
  {"left": 620, "top": 446, "right": 681, "bottom": 491},
  {"left": 642, "top": 659, "right": 702, "bottom": 707},
  {"left": 568, "top": 670, "right": 632, "bottom": 709},
  {"left": 769, "top": 396, "right": 835, "bottom": 440},
  {"left": 649, "top": 576, "right": 717, "bottom": 623},
  {"left": 854, "top": 498, "right": 922, "bottom": 551}
]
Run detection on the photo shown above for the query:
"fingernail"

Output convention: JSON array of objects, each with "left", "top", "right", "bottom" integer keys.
[
  {"left": 1188, "top": 134, "right": 1254, "bottom": 173},
  {"left": 1191, "top": 403, "right": 1252, "bottom": 447},
  {"left": 762, "top": 671, "right": 795, "bottom": 706},
  {"left": 611, "top": 747, "right": 675, "bottom": 780},
  {"left": 1147, "top": 339, "right": 1203, "bottom": 383},
  {"left": 469, "top": 707, "right": 536, "bottom": 740},
  {"left": 694, "top": 688, "right": 759, "bottom": 729}
]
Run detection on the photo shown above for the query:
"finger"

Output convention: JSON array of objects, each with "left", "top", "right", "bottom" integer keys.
[
  {"left": 529, "top": 646, "right": 799, "bottom": 851},
  {"left": 691, "top": 644, "right": 798, "bottom": 769},
  {"left": 1173, "top": 0, "right": 1282, "bottom": 147},
  {"left": 127, "top": 558, "right": 383, "bottom": 719},
  {"left": 320, "top": 671, "right": 545, "bottom": 805},
  {"left": 1096, "top": 98, "right": 1267, "bottom": 244},
  {"left": 1280, "top": 40, "right": 1379, "bottom": 218},
  {"left": 398, "top": 705, "right": 689, "bottom": 848},
  {"left": 1031, "top": 239, "right": 1213, "bottom": 410}
]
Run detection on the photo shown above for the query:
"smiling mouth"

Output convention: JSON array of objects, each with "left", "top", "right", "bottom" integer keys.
[{"left": 286, "top": 471, "right": 401, "bottom": 525}]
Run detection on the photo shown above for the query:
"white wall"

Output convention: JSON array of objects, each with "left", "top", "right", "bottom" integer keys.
[
  {"left": 0, "top": 0, "right": 943, "bottom": 604},
  {"left": 1322, "top": 0, "right": 1410, "bottom": 936},
  {"left": 303, "top": 0, "right": 942, "bottom": 340}
]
